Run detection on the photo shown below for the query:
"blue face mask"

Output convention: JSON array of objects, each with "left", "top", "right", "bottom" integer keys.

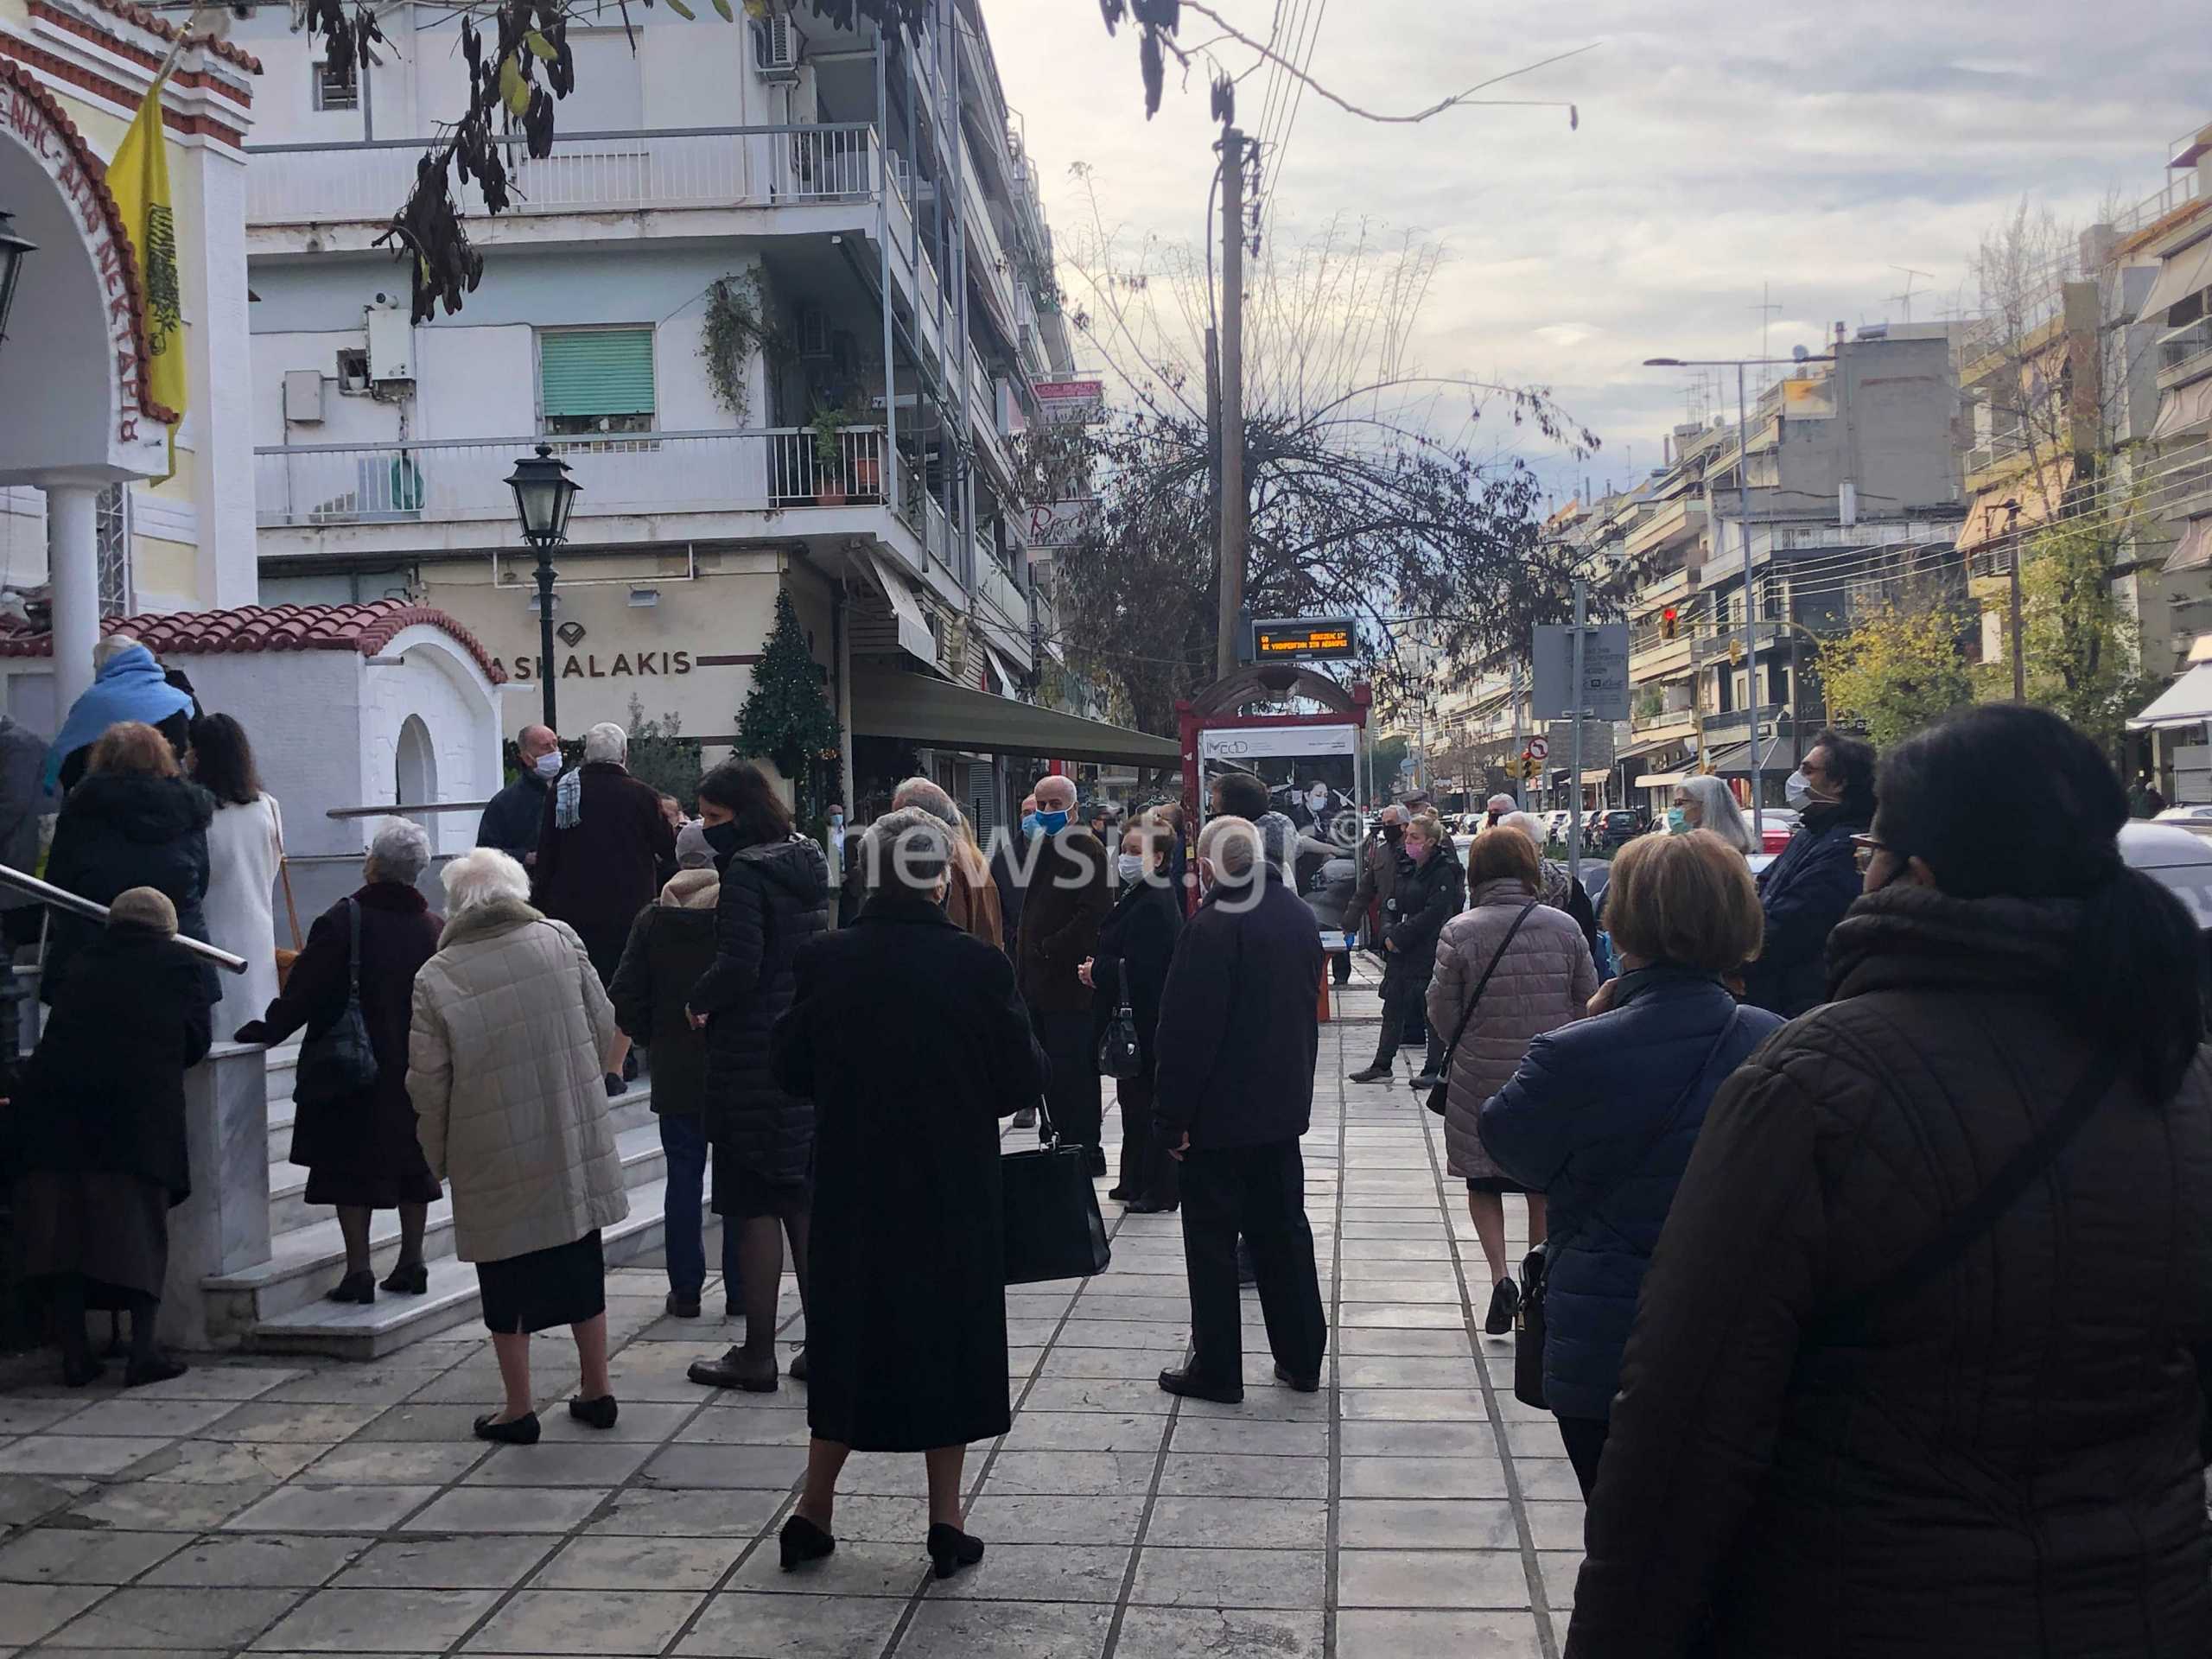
[
  {"left": 1020, "top": 812, "right": 1039, "bottom": 837},
  {"left": 1665, "top": 807, "right": 1688, "bottom": 834},
  {"left": 1035, "top": 809, "right": 1070, "bottom": 836}
]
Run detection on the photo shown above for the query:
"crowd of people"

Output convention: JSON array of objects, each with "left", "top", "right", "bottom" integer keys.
[{"left": 8, "top": 652, "right": 2212, "bottom": 1641}]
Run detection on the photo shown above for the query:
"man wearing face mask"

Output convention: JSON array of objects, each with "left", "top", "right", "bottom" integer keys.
[
  {"left": 1014, "top": 773, "right": 1114, "bottom": 1173},
  {"left": 475, "top": 725, "right": 562, "bottom": 868},
  {"left": 1739, "top": 729, "right": 1877, "bottom": 1019},
  {"left": 1342, "top": 804, "right": 1410, "bottom": 960}
]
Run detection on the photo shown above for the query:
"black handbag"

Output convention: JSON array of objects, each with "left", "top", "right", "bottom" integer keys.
[
  {"left": 1426, "top": 900, "right": 1540, "bottom": 1116},
  {"left": 293, "top": 898, "right": 378, "bottom": 1109},
  {"left": 1514, "top": 1005, "right": 1744, "bottom": 1410},
  {"left": 1096, "top": 988, "right": 1143, "bottom": 1081},
  {"left": 1001, "top": 1096, "right": 1111, "bottom": 1286}
]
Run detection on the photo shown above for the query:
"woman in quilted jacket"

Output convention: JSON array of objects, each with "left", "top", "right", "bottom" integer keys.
[
  {"left": 407, "top": 847, "right": 628, "bottom": 1446},
  {"left": 686, "top": 762, "right": 831, "bottom": 1394},
  {"left": 1429, "top": 825, "right": 1597, "bottom": 1335},
  {"left": 1567, "top": 704, "right": 2212, "bottom": 1659}
]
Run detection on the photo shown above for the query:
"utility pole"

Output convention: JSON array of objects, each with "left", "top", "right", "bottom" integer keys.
[
  {"left": 1567, "top": 578, "right": 1587, "bottom": 889},
  {"left": 2001, "top": 499, "right": 2025, "bottom": 701},
  {"left": 1205, "top": 324, "right": 1222, "bottom": 518},
  {"left": 1213, "top": 126, "right": 1247, "bottom": 682},
  {"left": 1510, "top": 660, "right": 1523, "bottom": 808},
  {"left": 1735, "top": 361, "right": 1764, "bottom": 848}
]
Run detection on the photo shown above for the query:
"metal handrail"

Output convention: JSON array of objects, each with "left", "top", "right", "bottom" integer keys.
[{"left": 0, "top": 864, "right": 249, "bottom": 975}]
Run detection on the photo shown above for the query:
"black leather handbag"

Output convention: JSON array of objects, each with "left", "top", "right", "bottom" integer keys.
[
  {"left": 1001, "top": 1097, "right": 1111, "bottom": 1286},
  {"left": 293, "top": 898, "right": 378, "bottom": 1109},
  {"left": 1096, "top": 988, "right": 1143, "bottom": 1081}
]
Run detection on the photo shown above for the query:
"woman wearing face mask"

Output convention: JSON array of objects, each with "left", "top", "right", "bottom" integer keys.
[
  {"left": 1079, "top": 821, "right": 1185, "bottom": 1212},
  {"left": 1567, "top": 702, "right": 2212, "bottom": 1659},
  {"left": 1668, "top": 774, "right": 1757, "bottom": 856},
  {"left": 1351, "top": 813, "right": 1463, "bottom": 1085},
  {"left": 1739, "top": 729, "right": 1875, "bottom": 1018}
]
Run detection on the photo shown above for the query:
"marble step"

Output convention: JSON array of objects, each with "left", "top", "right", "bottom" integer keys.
[
  {"left": 264, "top": 1084, "right": 660, "bottom": 1236},
  {"left": 204, "top": 1119, "right": 671, "bottom": 1334},
  {"left": 241, "top": 1175, "right": 671, "bottom": 1361}
]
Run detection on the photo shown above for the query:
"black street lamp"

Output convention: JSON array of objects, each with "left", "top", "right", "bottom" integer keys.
[
  {"left": 0, "top": 211, "right": 38, "bottom": 352},
  {"left": 505, "top": 442, "right": 580, "bottom": 728}
]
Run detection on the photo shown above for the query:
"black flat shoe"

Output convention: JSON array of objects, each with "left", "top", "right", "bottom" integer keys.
[
  {"left": 568, "top": 1395, "right": 619, "bottom": 1430},
  {"left": 1484, "top": 1276, "right": 1521, "bottom": 1337},
  {"left": 1273, "top": 1361, "right": 1320, "bottom": 1394},
  {"left": 604, "top": 1072, "right": 628, "bottom": 1098},
  {"left": 1122, "top": 1198, "right": 1171, "bottom": 1214},
  {"left": 1106, "top": 1185, "right": 1130, "bottom": 1201},
  {"left": 1158, "top": 1365, "right": 1243, "bottom": 1404},
  {"left": 380, "top": 1262, "right": 429, "bottom": 1295},
  {"left": 327, "top": 1270, "right": 377, "bottom": 1304},
  {"left": 779, "top": 1513, "right": 836, "bottom": 1571},
  {"left": 688, "top": 1349, "right": 779, "bottom": 1392},
  {"left": 124, "top": 1357, "right": 188, "bottom": 1389},
  {"left": 665, "top": 1294, "right": 702, "bottom": 1319},
  {"left": 1084, "top": 1147, "right": 1109, "bottom": 1178},
  {"left": 1348, "top": 1065, "right": 1394, "bottom": 1084},
  {"left": 788, "top": 1348, "right": 809, "bottom": 1382},
  {"left": 926, "top": 1522, "right": 985, "bottom": 1580},
  {"left": 474, "top": 1410, "right": 541, "bottom": 1445}
]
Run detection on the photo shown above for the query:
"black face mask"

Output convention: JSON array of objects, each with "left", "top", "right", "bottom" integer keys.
[
  {"left": 702, "top": 821, "right": 741, "bottom": 859},
  {"left": 1382, "top": 824, "right": 1404, "bottom": 844}
]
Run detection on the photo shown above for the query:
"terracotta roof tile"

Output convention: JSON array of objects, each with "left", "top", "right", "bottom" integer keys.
[
  {"left": 78, "top": 0, "right": 264, "bottom": 73},
  {"left": 0, "top": 601, "right": 506, "bottom": 683}
]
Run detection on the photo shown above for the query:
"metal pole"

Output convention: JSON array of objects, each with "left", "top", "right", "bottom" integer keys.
[
  {"left": 1737, "top": 362, "right": 1763, "bottom": 845},
  {"left": 2008, "top": 524, "right": 2026, "bottom": 702},
  {"left": 1567, "top": 578, "right": 1586, "bottom": 890},
  {"left": 875, "top": 25, "right": 898, "bottom": 518},
  {"left": 0, "top": 863, "right": 249, "bottom": 974},
  {"left": 1214, "top": 126, "right": 1246, "bottom": 681},
  {"left": 1510, "top": 660, "right": 1523, "bottom": 808},
  {"left": 534, "top": 547, "right": 558, "bottom": 730}
]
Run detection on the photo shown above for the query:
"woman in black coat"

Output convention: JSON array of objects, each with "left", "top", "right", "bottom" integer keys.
[
  {"left": 685, "top": 763, "right": 830, "bottom": 1393},
  {"left": 1351, "top": 812, "right": 1462, "bottom": 1084},
  {"left": 10, "top": 887, "right": 211, "bottom": 1386},
  {"left": 1083, "top": 819, "right": 1183, "bottom": 1211},
  {"left": 234, "top": 820, "right": 444, "bottom": 1306},
  {"left": 767, "top": 808, "right": 1044, "bottom": 1581},
  {"left": 41, "top": 721, "right": 214, "bottom": 1007}
]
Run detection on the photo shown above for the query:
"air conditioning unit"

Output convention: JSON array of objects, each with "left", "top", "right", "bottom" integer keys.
[{"left": 756, "top": 13, "right": 799, "bottom": 80}]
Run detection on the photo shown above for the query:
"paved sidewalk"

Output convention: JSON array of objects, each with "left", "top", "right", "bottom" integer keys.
[{"left": 0, "top": 958, "right": 1576, "bottom": 1658}]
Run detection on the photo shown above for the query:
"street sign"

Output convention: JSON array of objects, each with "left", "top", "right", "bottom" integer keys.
[
  {"left": 1526, "top": 736, "right": 1549, "bottom": 760},
  {"left": 1027, "top": 498, "right": 1098, "bottom": 548},
  {"left": 1530, "top": 622, "right": 1630, "bottom": 721},
  {"left": 1250, "top": 616, "right": 1357, "bottom": 661}
]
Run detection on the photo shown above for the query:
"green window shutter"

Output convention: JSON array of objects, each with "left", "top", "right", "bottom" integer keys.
[{"left": 539, "top": 328, "right": 655, "bottom": 421}]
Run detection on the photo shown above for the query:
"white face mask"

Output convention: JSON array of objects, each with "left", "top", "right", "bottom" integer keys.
[
  {"left": 1785, "top": 768, "right": 1837, "bottom": 811},
  {"left": 1116, "top": 853, "right": 1147, "bottom": 883},
  {"left": 531, "top": 750, "right": 562, "bottom": 779}
]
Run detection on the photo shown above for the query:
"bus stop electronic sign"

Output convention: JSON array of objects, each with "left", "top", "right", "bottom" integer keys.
[{"left": 1249, "top": 616, "right": 1357, "bottom": 661}]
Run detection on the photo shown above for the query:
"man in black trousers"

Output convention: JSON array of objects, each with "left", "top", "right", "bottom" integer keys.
[{"left": 1152, "top": 813, "right": 1329, "bottom": 1402}]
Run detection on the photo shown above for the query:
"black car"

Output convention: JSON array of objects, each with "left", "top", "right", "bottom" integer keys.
[{"left": 1596, "top": 808, "right": 1649, "bottom": 850}]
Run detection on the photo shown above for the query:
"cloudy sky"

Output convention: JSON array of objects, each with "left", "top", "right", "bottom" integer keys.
[{"left": 982, "top": 0, "right": 2204, "bottom": 505}]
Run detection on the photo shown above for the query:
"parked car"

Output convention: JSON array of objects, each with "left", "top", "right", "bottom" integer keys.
[
  {"left": 2153, "top": 804, "right": 2212, "bottom": 840},
  {"left": 1596, "top": 807, "right": 1649, "bottom": 850},
  {"left": 1752, "top": 806, "right": 1802, "bottom": 855}
]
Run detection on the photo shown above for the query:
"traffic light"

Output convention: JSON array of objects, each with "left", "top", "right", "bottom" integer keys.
[{"left": 1660, "top": 606, "right": 1679, "bottom": 641}]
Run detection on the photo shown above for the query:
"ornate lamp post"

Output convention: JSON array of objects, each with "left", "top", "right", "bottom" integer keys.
[
  {"left": 504, "top": 442, "right": 580, "bottom": 728},
  {"left": 0, "top": 210, "right": 38, "bottom": 352}
]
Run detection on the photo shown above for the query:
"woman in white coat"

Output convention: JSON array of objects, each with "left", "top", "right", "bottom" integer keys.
[
  {"left": 189, "top": 715, "right": 282, "bottom": 1043},
  {"left": 409, "top": 847, "right": 629, "bottom": 1446}
]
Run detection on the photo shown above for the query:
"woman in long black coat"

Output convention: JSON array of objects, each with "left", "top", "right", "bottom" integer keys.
[
  {"left": 10, "top": 887, "right": 211, "bottom": 1387},
  {"left": 235, "top": 819, "right": 444, "bottom": 1305},
  {"left": 768, "top": 808, "right": 1044, "bottom": 1582},
  {"left": 1083, "top": 819, "right": 1183, "bottom": 1211}
]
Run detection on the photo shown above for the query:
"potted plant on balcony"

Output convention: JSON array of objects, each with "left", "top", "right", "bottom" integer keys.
[{"left": 810, "top": 407, "right": 849, "bottom": 506}]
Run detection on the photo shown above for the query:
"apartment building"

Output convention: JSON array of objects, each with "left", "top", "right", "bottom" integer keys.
[{"left": 234, "top": 0, "right": 1162, "bottom": 822}]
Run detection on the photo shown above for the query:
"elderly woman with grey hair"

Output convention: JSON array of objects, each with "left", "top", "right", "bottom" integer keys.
[
  {"left": 410, "top": 846, "right": 627, "bottom": 1444},
  {"left": 236, "top": 818, "right": 446, "bottom": 1305},
  {"left": 767, "top": 807, "right": 1045, "bottom": 1580},
  {"left": 1671, "top": 773, "right": 1758, "bottom": 855}
]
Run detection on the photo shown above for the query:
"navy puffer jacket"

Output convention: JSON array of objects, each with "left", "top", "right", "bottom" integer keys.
[
  {"left": 1479, "top": 968, "right": 1781, "bottom": 1420},
  {"left": 1740, "top": 805, "right": 1867, "bottom": 1017},
  {"left": 692, "top": 835, "right": 830, "bottom": 1188}
]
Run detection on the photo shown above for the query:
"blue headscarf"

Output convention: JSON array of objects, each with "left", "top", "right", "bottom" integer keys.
[{"left": 43, "top": 644, "right": 194, "bottom": 791}]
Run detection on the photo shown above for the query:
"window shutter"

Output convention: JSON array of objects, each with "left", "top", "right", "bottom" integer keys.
[{"left": 539, "top": 328, "right": 655, "bottom": 421}]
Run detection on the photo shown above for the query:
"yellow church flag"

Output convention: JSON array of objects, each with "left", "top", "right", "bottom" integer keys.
[{"left": 105, "top": 72, "right": 186, "bottom": 480}]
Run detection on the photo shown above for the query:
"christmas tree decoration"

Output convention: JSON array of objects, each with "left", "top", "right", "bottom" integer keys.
[{"left": 737, "top": 589, "right": 842, "bottom": 810}]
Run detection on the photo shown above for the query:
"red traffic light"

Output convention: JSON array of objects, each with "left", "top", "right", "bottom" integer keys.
[{"left": 1660, "top": 606, "right": 1679, "bottom": 640}]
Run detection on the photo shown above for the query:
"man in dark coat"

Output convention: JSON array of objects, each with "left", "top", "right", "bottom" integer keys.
[
  {"left": 531, "top": 722, "right": 674, "bottom": 1091},
  {"left": 10, "top": 886, "right": 211, "bottom": 1386},
  {"left": 1154, "top": 815, "right": 1328, "bottom": 1404},
  {"left": 1014, "top": 772, "right": 1112, "bottom": 1172},
  {"left": 1741, "top": 728, "right": 1874, "bottom": 1018},
  {"left": 475, "top": 724, "right": 560, "bottom": 865},
  {"left": 1351, "top": 813, "right": 1462, "bottom": 1084},
  {"left": 608, "top": 823, "right": 732, "bottom": 1319},
  {"left": 1086, "top": 819, "right": 1185, "bottom": 1211},
  {"left": 769, "top": 809, "right": 1044, "bottom": 1545}
]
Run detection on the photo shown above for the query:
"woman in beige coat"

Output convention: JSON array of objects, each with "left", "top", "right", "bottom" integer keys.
[
  {"left": 1427, "top": 826, "right": 1596, "bottom": 1336},
  {"left": 409, "top": 847, "right": 630, "bottom": 1445}
]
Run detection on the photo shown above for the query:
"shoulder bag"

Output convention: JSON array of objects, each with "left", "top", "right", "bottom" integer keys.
[
  {"left": 1425, "top": 899, "right": 1541, "bottom": 1117},
  {"left": 1001, "top": 1094, "right": 1112, "bottom": 1286},
  {"left": 293, "top": 898, "right": 378, "bottom": 1109},
  {"left": 274, "top": 809, "right": 303, "bottom": 990},
  {"left": 1515, "top": 1004, "right": 1744, "bottom": 1409}
]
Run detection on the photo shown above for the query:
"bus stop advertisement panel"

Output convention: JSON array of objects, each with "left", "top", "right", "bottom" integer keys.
[{"left": 1188, "top": 720, "right": 1368, "bottom": 938}]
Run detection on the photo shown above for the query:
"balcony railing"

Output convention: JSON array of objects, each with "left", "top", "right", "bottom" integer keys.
[
  {"left": 245, "top": 124, "right": 880, "bottom": 226},
  {"left": 253, "top": 426, "right": 892, "bottom": 528},
  {"left": 2159, "top": 324, "right": 2212, "bottom": 390},
  {"left": 1630, "top": 702, "right": 1698, "bottom": 734}
]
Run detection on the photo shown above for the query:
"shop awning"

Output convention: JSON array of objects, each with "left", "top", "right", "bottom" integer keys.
[
  {"left": 2130, "top": 661, "right": 2212, "bottom": 731},
  {"left": 2152, "top": 377, "right": 2212, "bottom": 442},
  {"left": 2139, "top": 234, "right": 2212, "bottom": 328},
  {"left": 1636, "top": 771, "right": 1693, "bottom": 788},
  {"left": 1702, "top": 734, "right": 1796, "bottom": 776},
  {"left": 2164, "top": 517, "right": 2212, "bottom": 575},
  {"left": 851, "top": 666, "right": 1181, "bottom": 766},
  {"left": 1580, "top": 769, "right": 1611, "bottom": 785},
  {"left": 862, "top": 550, "right": 934, "bottom": 663}
]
